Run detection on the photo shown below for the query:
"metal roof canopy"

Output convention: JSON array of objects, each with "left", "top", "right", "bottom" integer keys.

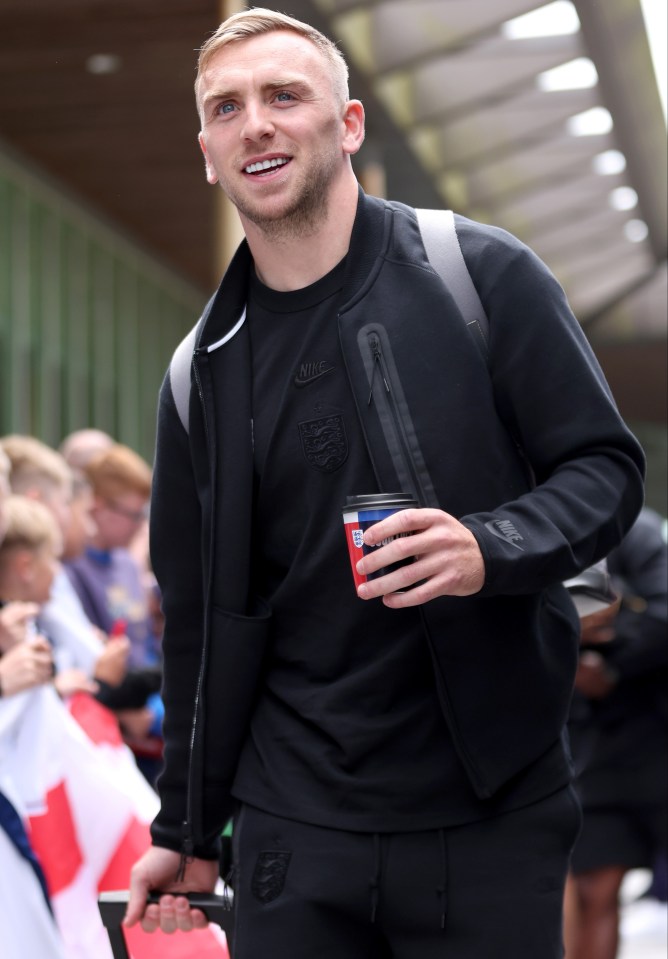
[
  {"left": 0, "top": 0, "right": 665, "bottom": 349},
  {"left": 316, "top": 0, "right": 667, "bottom": 341}
]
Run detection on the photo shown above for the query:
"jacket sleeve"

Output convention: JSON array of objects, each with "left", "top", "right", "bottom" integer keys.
[
  {"left": 605, "top": 508, "right": 668, "bottom": 680},
  {"left": 147, "top": 370, "right": 222, "bottom": 860},
  {"left": 455, "top": 217, "right": 646, "bottom": 595}
]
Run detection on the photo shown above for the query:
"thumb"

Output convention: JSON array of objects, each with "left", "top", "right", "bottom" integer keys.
[{"left": 124, "top": 871, "right": 150, "bottom": 927}]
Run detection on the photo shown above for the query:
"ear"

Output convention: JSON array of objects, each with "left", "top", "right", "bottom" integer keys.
[
  {"left": 341, "top": 99, "right": 366, "bottom": 157},
  {"left": 198, "top": 132, "right": 219, "bottom": 185}
]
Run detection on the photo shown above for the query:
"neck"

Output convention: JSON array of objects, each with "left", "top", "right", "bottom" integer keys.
[{"left": 242, "top": 174, "right": 359, "bottom": 291}]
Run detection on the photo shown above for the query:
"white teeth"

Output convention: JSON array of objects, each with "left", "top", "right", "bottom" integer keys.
[{"left": 244, "top": 157, "right": 289, "bottom": 174}]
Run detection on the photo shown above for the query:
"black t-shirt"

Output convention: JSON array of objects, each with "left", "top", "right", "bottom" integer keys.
[{"left": 232, "top": 259, "right": 571, "bottom": 831}]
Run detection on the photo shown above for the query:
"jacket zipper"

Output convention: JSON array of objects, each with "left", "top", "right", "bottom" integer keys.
[
  {"left": 365, "top": 331, "right": 428, "bottom": 505},
  {"left": 177, "top": 349, "right": 213, "bottom": 879},
  {"left": 357, "top": 327, "right": 490, "bottom": 797}
]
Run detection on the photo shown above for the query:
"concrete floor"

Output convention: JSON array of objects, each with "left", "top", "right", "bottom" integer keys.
[{"left": 618, "top": 871, "right": 667, "bottom": 959}]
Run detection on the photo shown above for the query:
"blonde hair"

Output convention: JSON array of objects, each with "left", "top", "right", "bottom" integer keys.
[
  {"left": 0, "top": 448, "right": 9, "bottom": 544},
  {"left": 0, "top": 495, "right": 61, "bottom": 558},
  {"left": 1, "top": 435, "right": 72, "bottom": 498},
  {"left": 59, "top": 428, "right": 114, "bottom": 471},
  {"left": 196, "top": 7, "right": 350, "bottom": 108},
  {"left": 0, "top": 447, "right": 9, "bottom": 494},
  {"left": 85, "top": 444, "right": 152, "bottom": 500}
]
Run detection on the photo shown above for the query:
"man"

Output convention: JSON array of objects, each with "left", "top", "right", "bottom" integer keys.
[
  {"left": 125, "top": 9, "right": 645, "bottom": 958},
  {"left": 564, "top": 507, "right": 668, "bottom": 959}
]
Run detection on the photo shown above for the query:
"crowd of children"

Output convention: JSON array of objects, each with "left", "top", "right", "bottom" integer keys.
[{"left": 0, "top": 430, "right": 164, "bottom": 959}]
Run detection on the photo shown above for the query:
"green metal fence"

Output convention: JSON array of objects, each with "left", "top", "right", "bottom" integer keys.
[{"left": 0, "top": 145, "right": 204, "bottom": 462}]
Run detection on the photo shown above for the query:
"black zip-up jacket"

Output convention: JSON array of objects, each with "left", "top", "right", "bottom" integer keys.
[{"left": 149, "top": 190, "right": 645, "bottom": 860}]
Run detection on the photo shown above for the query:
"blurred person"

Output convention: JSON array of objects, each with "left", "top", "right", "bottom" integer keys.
[
  {"left": 67, "top": 444, "right": 160, "bottom": 666},
  {"left": 60, "top": 429, "right": 152, "bottom": 584},
  {"left": 0, "top": 437, "right": 164, "bottom": 771},
  {"left": 0, "top": 494, "right": 165, "bottom": 959},
  {"left": 1, "top": 601, "right": 40, "bottom": 655},
  {"left": 0, "top": 632, "right": 55, "bottom": 699},
  {"left": 565, "top": 507, "right": 668, "bottom": 959},
  {"left": 40, "top": 468, "right": 130, "bottom": 687},
  {"left": 0, "top": 496, "right": 63, "bottom": 611},
  {"left": 0, "top": 496, "right": 62, "bottom": 699},
  {"left": 125, "top": 10, "right": 644, "bottom": 957},
  {"left": 0, "top": 457, "right": 55, "bottom": 699},
  {"left": 0, "top": 489, "right": 67, "bottom": 958},
  {"left": 1, "top": 450, "right": 40, "bottom": 656},
  {"left": 58, "top": 428, "right": 114, "bottom": 474},
  {"left": 1, "top": 435, "right": 129, "bottom": 686},
  {"left": 1, "top": 434, "right": 73, "bottom": 552},
  {"left": 1, "top": 445, "right": 38, "bottom": 650},
  {"left": 65, "top": 443, "right": 157, "bottom": 668},
  {"left": 0, "top": 443, "right": 9, "bottom": 535},
  {"left": 0, "top": 494, "right": 96, "bottom": 700},
  {"left": 65, "top": 444, "right": 163, "bottom": 780}
]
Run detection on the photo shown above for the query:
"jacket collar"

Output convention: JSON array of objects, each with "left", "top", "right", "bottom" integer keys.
[{"left": 195, "top": 187, "right": 394, "bottom": 351}]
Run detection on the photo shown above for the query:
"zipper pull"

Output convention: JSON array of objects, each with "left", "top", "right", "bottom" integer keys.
[
  {"left": 177, "top": 823, "right": 195, "bottom": 882},
  {"left": 368, "top": 336, "right": 390, "bottom": 405}
]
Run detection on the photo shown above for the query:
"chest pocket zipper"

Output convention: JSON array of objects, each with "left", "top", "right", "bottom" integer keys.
[{"left": 361, "top": 327, "right": 436, "bottom": 509}]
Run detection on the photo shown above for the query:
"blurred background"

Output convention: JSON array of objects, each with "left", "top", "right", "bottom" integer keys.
[{"left": 0, "top": 0, "right": 666, "bottom": 511}]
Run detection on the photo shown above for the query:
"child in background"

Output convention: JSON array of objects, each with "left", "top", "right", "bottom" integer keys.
[
  {"left": 65, "top": 444, "right": 163, "bottom": 781},
  {"left": 0, "top": 435, "right": 129, "bottom": 686},
  {"left": 65, "top": 444, "right": 158, "bottom": 670},
  {"left": 0, "top": 495, "right": 68, "bottom": 959}
]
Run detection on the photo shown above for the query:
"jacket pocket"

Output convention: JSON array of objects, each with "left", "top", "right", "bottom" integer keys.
[{"left": 200, "top": 601, "right": 272, "bottom": 789}]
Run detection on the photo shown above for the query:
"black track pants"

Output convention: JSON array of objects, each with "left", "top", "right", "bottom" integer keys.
[{"left": 229, "top": 785, "right": 582, "bottom": 959}]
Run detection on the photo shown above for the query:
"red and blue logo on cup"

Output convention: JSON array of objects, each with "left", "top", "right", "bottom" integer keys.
[{"left": 342, "top": 493, "right": 417, "bottom": 591}]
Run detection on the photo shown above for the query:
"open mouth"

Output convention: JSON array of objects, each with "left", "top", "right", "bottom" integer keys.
[{"left": 244, "top": 157, "right": 291, "bottom": 176}]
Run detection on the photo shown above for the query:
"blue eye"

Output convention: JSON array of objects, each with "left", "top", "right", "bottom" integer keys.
[
  {"left": 217, "top": 102, "right": 235, "bottom": 115},
  {"left": 275, "top": 91, "right": 293, "bottom": 102}
]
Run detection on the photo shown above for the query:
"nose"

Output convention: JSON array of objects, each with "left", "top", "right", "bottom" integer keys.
[{"left": 240, "top": 100, "right": 275, "bottom": 142}]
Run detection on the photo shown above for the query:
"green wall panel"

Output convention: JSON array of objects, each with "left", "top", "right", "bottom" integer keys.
[{"left": 0, "top": 145, "right": 204, "bottom": 462}]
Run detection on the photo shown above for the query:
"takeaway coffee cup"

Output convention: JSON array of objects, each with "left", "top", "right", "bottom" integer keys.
[{"left": 342, "top": 493, "right": 418, "bottom": 591}]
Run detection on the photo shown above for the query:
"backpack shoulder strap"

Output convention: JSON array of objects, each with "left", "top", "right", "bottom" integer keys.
[
  {"left": 415, "top": 208, "right": 490, "bottom": 363},
  {"left": 168, "top": 322, "right": 199, "bottom": 433}
]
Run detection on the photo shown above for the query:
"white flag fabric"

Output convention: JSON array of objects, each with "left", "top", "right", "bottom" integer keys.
[
  {"left": 0, "top": 826, "right": 68, "bottom": 959},
  {"left": 7, "top": 687, "right": 229, "bottom": 959}
]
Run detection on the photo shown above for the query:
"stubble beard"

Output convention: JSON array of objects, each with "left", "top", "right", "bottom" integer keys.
[{"left": 226, "top": 147, "right": 340, "bottom": 241}]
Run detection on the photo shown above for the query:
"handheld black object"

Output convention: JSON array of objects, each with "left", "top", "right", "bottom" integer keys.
[{"left": 98, "top": 889, "right": 233, "bottom": 959}]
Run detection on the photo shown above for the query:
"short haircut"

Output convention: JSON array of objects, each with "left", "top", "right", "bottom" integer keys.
[
  {"left": 195, "top": 7, "right": 350, "bottom": 110},
  {"left": 59, "top": 428, "right": 115, "bottom": 471},
  {"left": 85, "top": 444, "right": 152, "bottom": 501},
  {"left": 1, "top": 435, "right": 72, "bottom": 498},
  {"left": 0, "top": 495, "right": 61, "bottom": 559}
]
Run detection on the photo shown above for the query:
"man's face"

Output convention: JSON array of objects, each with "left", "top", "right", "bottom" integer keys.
[{"left": 197, "top": 30, "right": 353, "bottom": 234}]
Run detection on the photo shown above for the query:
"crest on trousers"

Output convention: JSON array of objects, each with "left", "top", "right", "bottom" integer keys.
[
  {"left": 251, "top": 850, "right": 292, "bottom": 904},
  {"left": 298, "top": 414, "right": 348, "bottom": 472}
]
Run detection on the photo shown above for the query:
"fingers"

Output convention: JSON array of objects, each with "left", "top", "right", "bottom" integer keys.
[
  {"left": 124, "top": 873, "right": 150, "bottom": 928},
  {"left": 355, "top": 509, "right": 484, "bottom": 603},
  {"left": 0, "top": 643, "right": 55, "bottom": 695},
  {"left": 139, "top": 896, "right": 208, "bottom": 934}
]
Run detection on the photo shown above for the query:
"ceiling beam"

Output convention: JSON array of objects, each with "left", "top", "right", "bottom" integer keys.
[{"left": 574, "top": 0, "right": 667, "bottom": 262}]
